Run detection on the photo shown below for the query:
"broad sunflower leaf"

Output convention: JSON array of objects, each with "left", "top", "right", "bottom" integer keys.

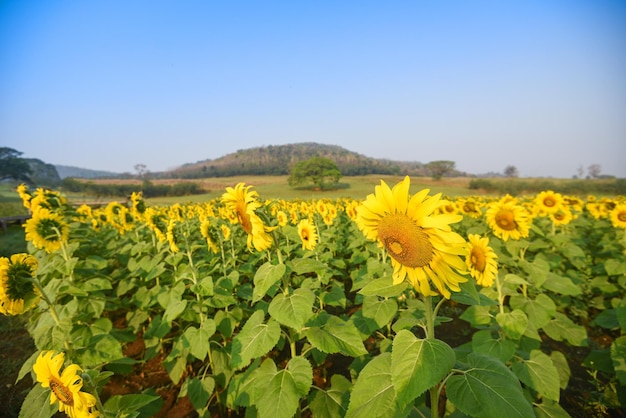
[
  {"left": 362, "top": 296, "right": 398, "bottom": 328},
  {"left": 309, "top": 374, "right": 351, "bottom": 418},
  {"left": 19, "top": 383, "right": 56, "bottom": 418},
  {"left": 471, "top": 330, "right": 516, "bottom": 363},
  {"left": 304, "top": 313, "right": 367, "bottom": 357},
  {"left": 346, "top": 353, "right": 399, "bottom": 418},
  {"left": 391, "top": 330, "right": 455, "bottom": 407},
  {"left": 182, "top": 320, "right": 216, "bottom": 361},
  {"left": 187, "top": 376, "right": 215, "bottom": 410},
  {"left": 543, "top": 313, "right": 588, "bottom": 346},
  {"left": 447, "top": 353, "right": 534, "bottom": 418},
  {"left": 540, "top": 273, "right": 582, "bottom": 296},
  {"left": 77, "top": 334, "right": 124, "bottom": 368},
  {"left": 252, "top": 357, "right": 312, "bottom": 418},
  {"left": 510, "top": 293, "right": 556, "bottom": 331},
  {"left": 268, "top": 288, "right": 315, "bottom": 330},
  {"left": 252, "top": 262, "right": 286, "bottom": 303},
  {"left": 512, "top": 350, "right": 561, "bottom": 401},
  {"left": 231, "top": 309, "right": 281, "bottom": 370},
  {"left": 289, "top": 258, "right": 327, "bottom": 275},
  {"left": 550, "top": 350, "right": 571, "bottom": 389},
  {"left": 611, "top": 336, "right": 626, "bottom": 385},
  {"left": 534, "top": 399, "right": 571, "bottom": 418},
  {"left": 496, "top": 309, "right": 528, "bottom": 340},
  {"left": 358, "top": 277, "right": 408, "bottom": 297}
]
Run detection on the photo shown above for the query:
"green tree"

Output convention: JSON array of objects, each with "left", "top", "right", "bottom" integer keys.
[
  {"left": 425, "top": 160, "right": 455, "bottom": 180},
  {"left": 0, "top": 147, "right": 32, "bottom": 183},
  {"left": 288, "top": 157, "right": 342, "bottom": 189}
]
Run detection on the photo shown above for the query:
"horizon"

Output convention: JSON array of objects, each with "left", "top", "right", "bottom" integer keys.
[{"left": 2, "top": 1, "right": 625, "bottom": 178}]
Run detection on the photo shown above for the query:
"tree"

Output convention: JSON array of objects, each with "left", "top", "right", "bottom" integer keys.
[
  {"left": 425, "top": 160, "right": 455, "bottom": 180},
  {"left": 587, "top": 164, "right": 601, "bottom": 179},
  {"left": 288, "top": 157, "right": 342, "bottom": 189},
  {"left": 504, "top": 165, "right": 519, "bottom": 178},
  {"left": 0, "top": 147, "right": 32, "bottom": 183}
]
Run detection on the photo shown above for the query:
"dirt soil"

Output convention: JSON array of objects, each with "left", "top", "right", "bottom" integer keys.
[{"left": 1, "top": 313, "right": 624, "bottom": 418}]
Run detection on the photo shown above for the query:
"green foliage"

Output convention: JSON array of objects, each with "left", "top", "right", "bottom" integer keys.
[
  {"left": 288, "top": 156, "right": 342, "bottom": 189},
  {"left": 0, "top": 147, "right": 32, "bottom": 183},
  {"left": 425, "top": 160, "right": 456, "bottom": 180}
]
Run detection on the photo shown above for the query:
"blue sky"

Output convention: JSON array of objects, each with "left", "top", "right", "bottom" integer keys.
[{"left": 1, "top": 1, "right": 625, "bottom": 178}]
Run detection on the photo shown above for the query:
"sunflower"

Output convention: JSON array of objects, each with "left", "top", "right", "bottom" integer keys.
[
  {"left": 24, "top": 208, "right": 69, "bottom": 253},
  {"left": 221, "top": 183, "right": 274, "bottom": 252},
  {"left": 0, "top": 254, "right": 40, "bottom": 316},
  {"left": 534, "top": 190, "right": 564, "bottom": 215},
  {"left": 485, "top": 199, "right": 531, "bottom": 241},
  {"left": 297, "top": 218, "right": 318, "bottom": 251},
  {"left": 33, "top": 351, "right": 99, "bottom": 418},
  {"left": 465, "top": 235, "right": 498, "bottom": 287},
  {"left": 355, "top": 176, "right": 468, "bottom": 298},
  {"left": 17, "top": 184, "right": 32, "bottom": 209},
  {"left": 200, "top": 218, "right": 219, "bottom": 254},
  {"left": 549, "top": 207, "right": 573, "bottom": 226},
  {"left": 276, "top": 210, "right": 289, "bottom": 227},
  {"left": 609, "top": 203, "right": 626, "bottom": 229}
]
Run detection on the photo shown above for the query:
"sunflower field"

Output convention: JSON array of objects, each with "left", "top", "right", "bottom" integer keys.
[{"left": 2, "top": 178, "right": 626, "bottom": 418}]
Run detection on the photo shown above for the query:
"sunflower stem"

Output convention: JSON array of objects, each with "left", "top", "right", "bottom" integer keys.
[
  {"left": 423, "top": 295, "right": 440, "bottom": 418},
  {"left": 495, "top": 273, "right": 505, "bottom": 315}
]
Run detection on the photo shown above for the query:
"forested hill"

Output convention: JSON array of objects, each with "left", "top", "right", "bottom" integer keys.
[{"left": 165, "top": 142, "right": 431, "bottom": 178}]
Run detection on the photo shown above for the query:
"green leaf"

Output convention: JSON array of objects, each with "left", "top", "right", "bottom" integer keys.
[
  {"left": 540, "top": 273, "right": 582, "bottom": 296},
  {"left": 227, "top": 358, "right": 261, "bottom": 408},
  {"left": 19, "top": 384, "right": 55, "bottom": 418},
  {"left": 163, "top": 337, "right": 188, "bottom": 384},
  {"left": 550, "top": 351, "right": 571, "bottom": 389},
  {"left": 472, "top": 330, "right": 516, "bottom": 363},
  {"left": 82, "top": 278, "right": 113, "bottom": 291},
  {"left": 543, "top": 313, "right": 588, "bottom": 346},
  {"left": 362, "top": 296, "right": 398, "bottom": 328},
  {"left": 16, "top": 351, "right": 40, "bottom": 384},
  {"left": 391, "top": 330, "right": 455, "bottom": 407},
  {"left": 358, "top": 277, "right": 408, "bottom": 297},
  {"left": 304, "top": 313, "right": 367, "bottom": 357},
  {"left": 309, "top": 374, "right": 351, "bottom": 418},
  {"left": 182, "top": 321, "right": 216, "bottom": 361},
  {"left": 77, "top": 334, "right": 124, "bottom": 368},
  {"left": 592, "top": 309, "right": 619, "bottom": 329},
  {"left": 252, "top": 262, "right": 286, "bottom": 303},
  {"left": 512, "top": 350, "right": 561, "bottom": 401},
  {"left": 188, "top": 376, "right": 215, "bottom": 409},
  {"left": 519, "top": 258, "right": 550, "bottom": 287},
  {"left": 346, "top": 353, "right": 400, "bottom": 418},
  {"left": 268, "top": 288, "right": 315, "bottom": 330},
  {"left": 231, "top": 309, "right": 281, "bottom": 370},
  {"left": 605, "top": 258, "right": 626, "bottom": 276},
  {"left": 289, "top": 258, "right": 327, "bottom": 275},
  {"left": 496, "top": 309, "right": 528, "bottom": 340},
  {"left": 253, "top": 357, "right": 312, "bottom": 418},
  {"left": 611, "top": 336, "right": 626, "bottom": 385},
  {"left": 447, "top": 353, "right": 534, "bottom": 418},
  {"left": 163, "top": 298, "right": 188, "bottom": 325},
  {"left": 192, "top": 276, "right": 214, "bottom": 296},
  {"left": 104, "top": 394, "right": 162, "bottom": 416},
  {"left": 510, "top": 293, "right": 556, "bottom": 331},
  {"left": 534, "top": 399, "right": 571, "bottom": 418},
  {"left": 459, "top": 305, "right": 492, "bottom": 327}
]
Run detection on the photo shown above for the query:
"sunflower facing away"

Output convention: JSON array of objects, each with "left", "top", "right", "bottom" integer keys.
[
  {"left": 465, "top": 234, "right": 498, "bottom": 287},
  {"left": 0, "top": 253, "right": 40, "bottom": 316},
  {"left": 485, "top": 199, "right": 531, "bottom": 241},
  {"left": 221, "top": 183, "right": 274, "bottom": 251},
  {"left": 297, "top": 218, "right": 318, "bottom": 251},
  {"left": 24, "top": 207, "right": 69, "bottom": 253},
  {"left": 355, "top": 176, "right": 468, "bottom": 298},
  {"left": 33, "top": 351, "right": 99, "bottom": 418}
]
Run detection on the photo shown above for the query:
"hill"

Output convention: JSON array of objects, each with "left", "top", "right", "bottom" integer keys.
[
  {"left": 163, "top": 142, "right": 446, "bottom": 178},
  {"left": 55, "top": 165, "right": 120, "bottom": 179}
]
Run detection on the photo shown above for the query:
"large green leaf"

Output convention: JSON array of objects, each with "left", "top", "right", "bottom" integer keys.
[
  {"left": 534, "top": 399, "right": 571, "bottom": 418},
  {"left": 289, "top": 258, "right": 327, "bottom": 275},
  {"left": 510, "top": 293, "right": 556, "bottom": 330},
  {"left": 253, "top": 357, "right": 313, "bottom": 418},
  {"left": 358, "top": 277, "right": 408, "bottom": 297},
  {"left": 252, "top": 262, "right": 286, "bottom": 303},
  {"left": 231, "top": 310, "right": 281, "bottom": 370},
  {"left": 496, "top": 309, "right": 528, "bottom": 340},
  {"left": 163, "top": 298, "right": 188, "bottom": 325},
  {"left": 104, "top": 394, "right": 163, "bottom": 417},
  {"left": 540, "top": 273, "right": 582, "bottom": 296},
  {"left": 187, "top": 376, "right": 216, "bottom": 410},
  {"left": 512, "top": 350, "right": 561, "bottom": 401},
  {"left": 309, "top": 374, "right": 351, "bottom": 418},
  {"left": 362, "top": 296, "right": 398, "bottom": 328},
  {"left": 391, "top": 330, "right": 455, "bottom": 407},
  {"left": 268, "top": 288, "right": 315, "bottom": 330},
  {"left": 19, "top": 384, "right": 55, "bottom": 418},
  {"left": 471, "top": 330, "right": 516, "bottom": 363},
  {"left": 447, "top": 353, "right": 534, "bottom": 418},
  {"left": 611, "top": 336, "right": 626, "bottom": 385},
  {"left": 346, "top": 353, "right": 402, "bottom": 418},
  {"left": 182, "top": 319, "right": 216, "bottom": 361},
  {"left": 304, "top": 313, "right": 367, "bottom": 357},
  {"left": 77, "top": 334, "right": 124, "bottom": 368},
  {"left": 543, "top": 313, "right": 587, "bottom": 346}
]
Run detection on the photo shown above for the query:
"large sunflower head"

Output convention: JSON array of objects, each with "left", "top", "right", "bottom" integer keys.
[
  {"left": 221, "top": 183, "right": 274, "bottom": 251},
  {"left": 297, "top": 218, "right": 318, "bottom": 251},
  {"left": 485, "top": 199, "right": 531, "bottom": 241},
  {"left": 33, "top": 351, "right": 99, "bottom": 417},
  {"left": 23, "top": 208, "right": 69, "bottom": 253},
  {"left": 465, "top": 234, "right": 498, "bottom": 287},
  {"left": 609, "top": 203, "right": 626, "bottom": 229},
  {"left": 534, "top": 190, "right": 564, "bottom": 215},
  {"left": 0, "top": 253, "right": 40, "bottom": 316},
  {"left": 356, "top": 176, "right": 468, "bottom": 298}
]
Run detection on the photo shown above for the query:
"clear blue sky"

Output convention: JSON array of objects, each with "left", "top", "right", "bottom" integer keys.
[{"left": 2, "top": 0, "right": 625, "bottom": 178}]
